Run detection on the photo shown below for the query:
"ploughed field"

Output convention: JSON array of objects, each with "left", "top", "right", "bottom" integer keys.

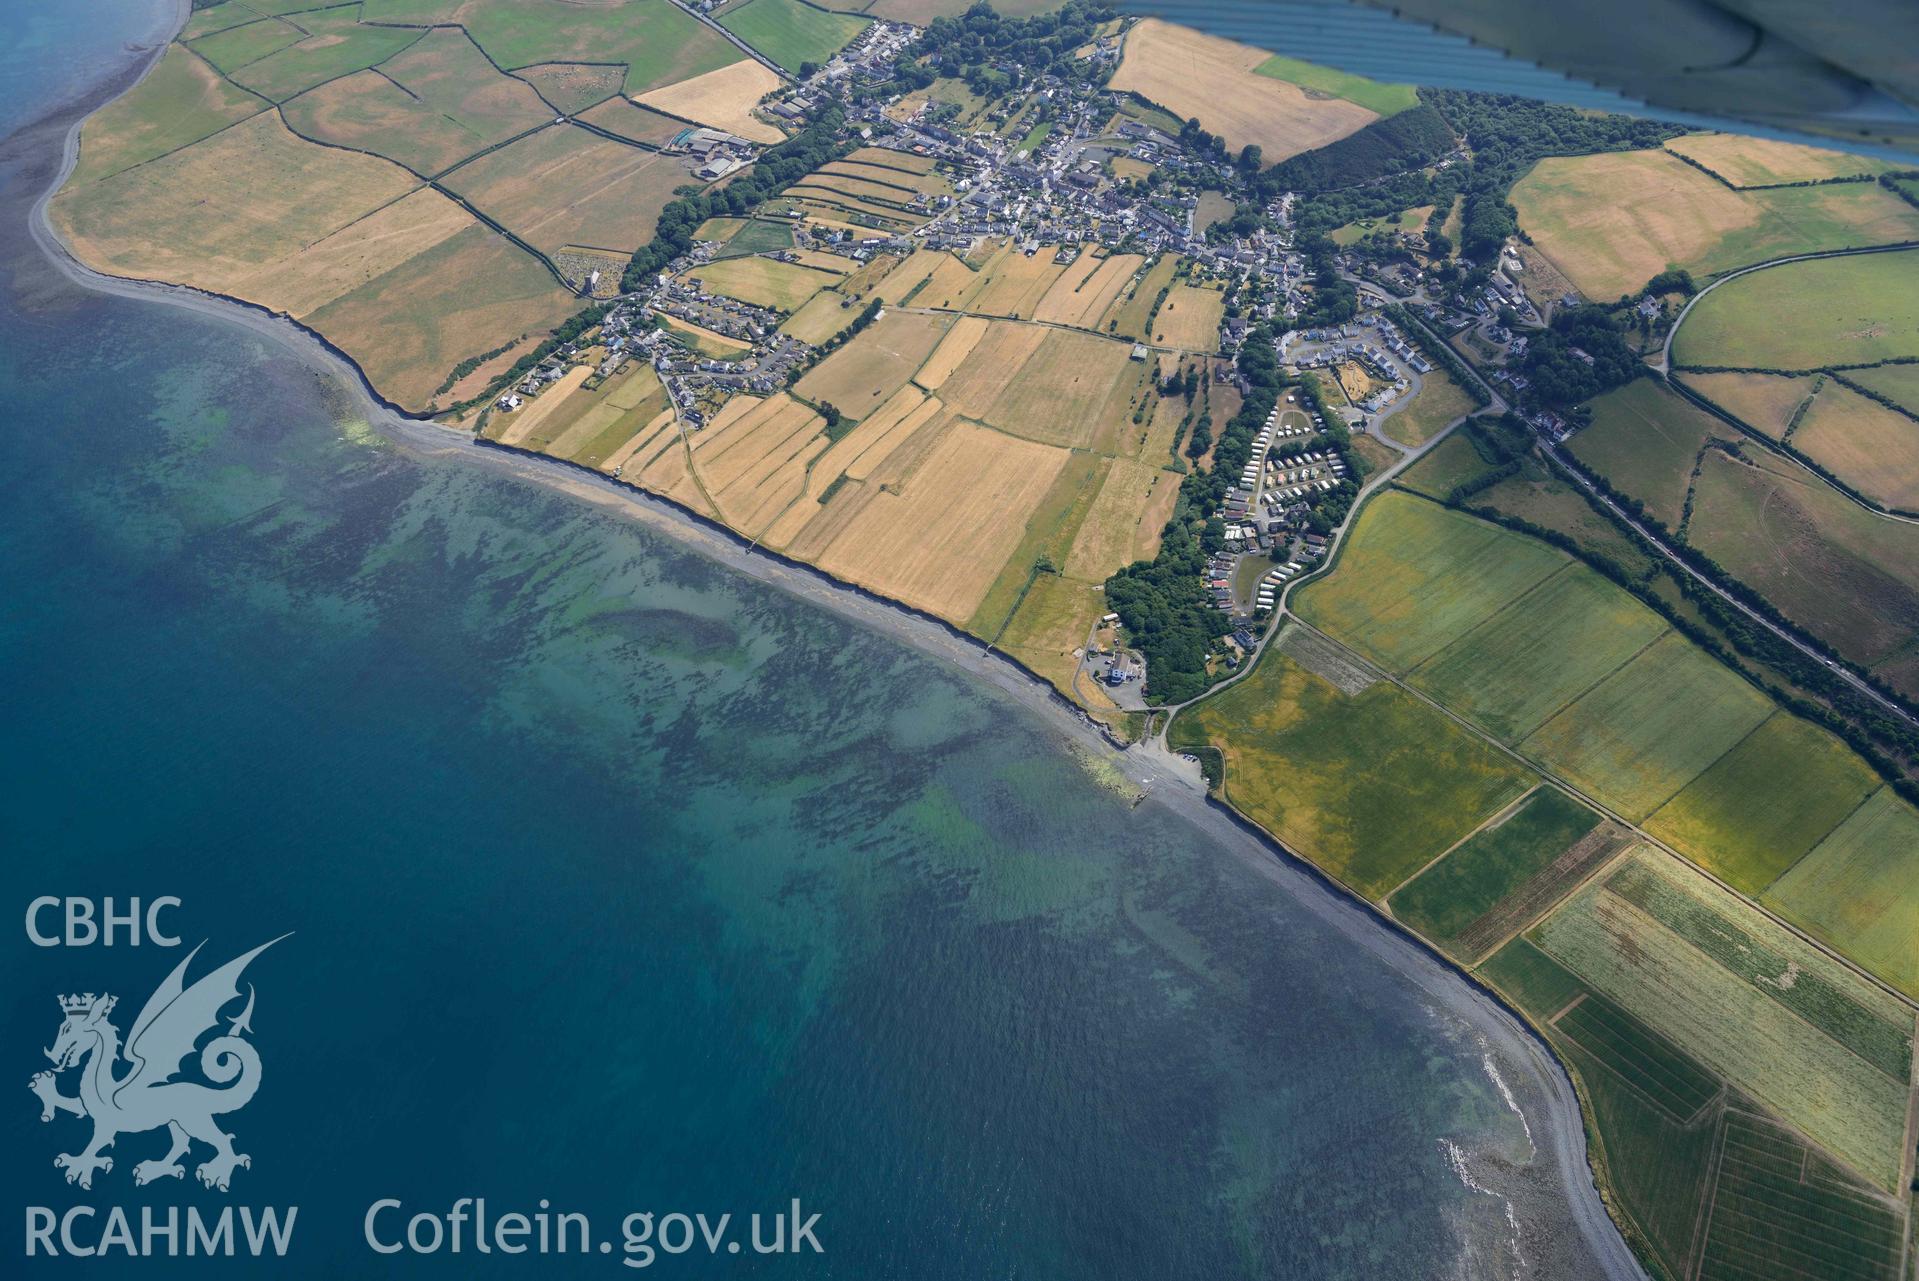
[{"left": 1174, "top": 486, "right": 1919, "bottom": 1281}]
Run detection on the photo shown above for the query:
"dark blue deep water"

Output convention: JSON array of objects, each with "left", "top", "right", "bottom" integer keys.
[{"left": 0, "top": 6, "right": 1632, "bottom": 1277}]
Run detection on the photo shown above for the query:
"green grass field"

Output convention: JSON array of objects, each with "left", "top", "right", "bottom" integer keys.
[
  {"left": 1251, "top": 54, "right": 1418, "bottom": 117},
  {"left": 1292, "top": 491, "right": 1565, "bottom": 670},
  {"left": 187, "top": 17, "right": 305, "bottom": 73},
  {"left": 1557, "top": 1035, "right": 1720, "bottom": 1279},
  {"left": 717, "top": 218, "right": 797, "bottom": 258},
  {"left": 1411, "top": 564, "right": 1670, "bottom": 743},
  {"left": 225, "top": 10, "right": 425, "bottom": 102},
  {"left": 1674, "top": 249, "right": 1919, "bottom": 370},
  {"left": 1764, "top": 788, "right": 1919, "bottom": 999},
  {"left": 1696, "top": 1112, "right": 1906, "bottom": 1281},
  {"left": 1569, "top": 380, "right": 1725, "bottom": 531},
  {"left": 1172, "top": 640, "right": 1535, "bottom": 901},
  {"left": 1683, "top": 444, "right": 1919, "bottom": 689},
  {"left": 1554, "top": 993, "right": 1721, "bottom": 1122},
  {"left": 1846, "top": 361, "right": 1919, "bottom": 415},
  {"left": 1387, "top": 786, "right": 1602, "bottom": 943},
  {"left": 1531, "top": 851, "right": 1912, "bottom": 1190},
  {"left": 1602, "top": 855, "right": 1913, "bottom": 1079},
  {"left": 1645, "top": 713, "right": 1884, "bottom": 895},
  {"left": 718, "top": 0, "right": 869, "bottom": 73},
  {"left": 1521, "top": 630, "right": 1775, "bottom": 821},
  {"left": 1395, "top": 432, "right": 1495, "bottom": 500},
  {"left": 68, "top": 45, "right": 266, "bottom": 186},
  {"left": 452, "top": 0, "right": 745, "bottom": 95}
]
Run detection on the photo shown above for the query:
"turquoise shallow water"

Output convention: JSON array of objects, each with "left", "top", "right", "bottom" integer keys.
[{"left": 0, "top": 9, "right": 1628, "bottom": 1277}]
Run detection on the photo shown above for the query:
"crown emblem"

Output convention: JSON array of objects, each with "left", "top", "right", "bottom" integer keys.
[{"left": 59, "top": 993, "right": 113, "bottom": 1016}]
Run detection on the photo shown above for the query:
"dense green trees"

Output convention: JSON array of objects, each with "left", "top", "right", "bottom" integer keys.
[
  {"left": 1266, "top": 103, "right": 1455, "bottom": 192},
  {"left": 621, "top": 110, "right": 851, "bottom": 291},
  {"left": 1517, "top": 306, "right": 1642, "bottom": 405}
]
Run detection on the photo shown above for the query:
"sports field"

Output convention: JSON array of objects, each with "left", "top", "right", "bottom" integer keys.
[
  {"left": 1791, "top": 378, "right": 1919, "bottom": 510},
  {"left": 1511, "top": 150, "right": 1919, "bottom": 299},
  {"left": 1673, "top": 250, "right": 1919, "bottom": 369},
  {"left": 1379, "top": 368, "right": 1475, "bottom": 446},
  {"left": 1386, "top": 786, "right": 1603, "bottom": 947},
  {"left": 1674, "top": 369, "right": 1811, "bottom": 441},
  {"left": 635, "top": 59, "right": 784, "bottom": 143},
  {"left": 1568, "top": 379, "right": 1725, "bottom": 530},
  {"left": 1110, "top": 19, "right": 1378, "bottom": 165},
  {"left": 1530, "top": 849, "right": 1913, "bottom": 1191},
  {"left": 1292, "top": 491, "right": 1566, "bottom": 671},
  {"left": 1663, "top": 132, "right": 1896, "bottom": 186},
  {"left": 1644, "top": 712, "right": 1884, "bottom": 894},
  {"left": 717, "top": 0, "right": 868, "bottom": 74},
  {"left": 1765, "top": 788, "right": 1919, "bottom": 998},
  {"left": 1410, "top": 564, "right": 1670, "bottom": 744},
  {"left": 1172, "top": 636, "right": 1536, "bottom": 901},
  {"left": 68, "top": 45, "right": 265, "bottom": 186}
]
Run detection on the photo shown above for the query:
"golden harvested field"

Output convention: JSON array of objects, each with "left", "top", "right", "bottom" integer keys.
[
  {"left": 1148, "top": 282, "right": 1224, "bottom": 350},
  {"left": 1033, "top": 252, "right": 1142, "bottom": 328},
  {"left": 494, "top": 364, "right": 596, "bottom": 447},
  {"left": 441, "top": 125, "right": 682, "bottom": 258},
  {"left": 513, "top": 63, "right": 626, "bottom": 115},
  {"left": 691, "top": 393, "right": 829, "bottom": 535},
  {"left": 686, "top": 255, "right": 838, "bottom": 311},
  {"left": 817, "top": 158, "right": 949, "bottom": 197},
  {"left": 1663, "top": 132, "right": 1895, "bottom": 186},
  {"left": 635, "top": 59, "right": 783, "bottom": 143},
  {"left": 963, "top": 242, "right": 1069, "bottom": 317},
  {"left": 795, "top": 310, "right": 951, "bottom": 416},
  {"left": 778, "top": 290, "right": 864, "bottom": 344},
  {"left": 1110, "top": 19, "right": 1377, "bottom": 164},
  {"left": 1101, "top": 253, "right": 1176, "bottom": 340},
  {"left": 812, "top": 419, "right": 1072, "bottom": 621},
  {"left": 51, "top": 111, "right": 418, "bottom": 300},
  {"left": 1675, "top": 370, "right": 1811, "bottom": 441},
  {"left": 1061, "top": 458, "right": 1177, "bottom": 579},
  {"left": 1511, "top": 150, "right": 1919, "bottom": 298},
  {"left": 599, "top": 409, "right": 680, "bottom": 476},
  {"left": 968, "top": 329, "right": 1149, "bottom": 450},
  {"left": 234, "top": 187, "right": 475, "bottom": 318},
  {"left": 789, "top": 173, "right": 925, "bottom": 208},
  {"left": 1791, "top": 379, "right": 1919, "bottom": 510},
  {"left": 68, "top": 44, "right": 265, "bottom": 186},
  {"left": 304, "top": 223, "right": 576, "bottom": 412},
  {"left": 912, "top": 315, "right": 989, "bottom": 389}
]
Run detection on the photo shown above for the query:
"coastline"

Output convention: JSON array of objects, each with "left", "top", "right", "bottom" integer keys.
[{"left": 14, "top": 16, "right": 1646, "bottom": 1279}]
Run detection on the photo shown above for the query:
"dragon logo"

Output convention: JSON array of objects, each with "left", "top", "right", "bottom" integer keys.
[{"left": 28, "top": 937, "right": 285, "bottom": 1192}]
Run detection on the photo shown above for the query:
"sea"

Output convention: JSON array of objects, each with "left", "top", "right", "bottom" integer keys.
[{"left": 0, "top": 4, "right": 1637, "bottom": 1276}]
